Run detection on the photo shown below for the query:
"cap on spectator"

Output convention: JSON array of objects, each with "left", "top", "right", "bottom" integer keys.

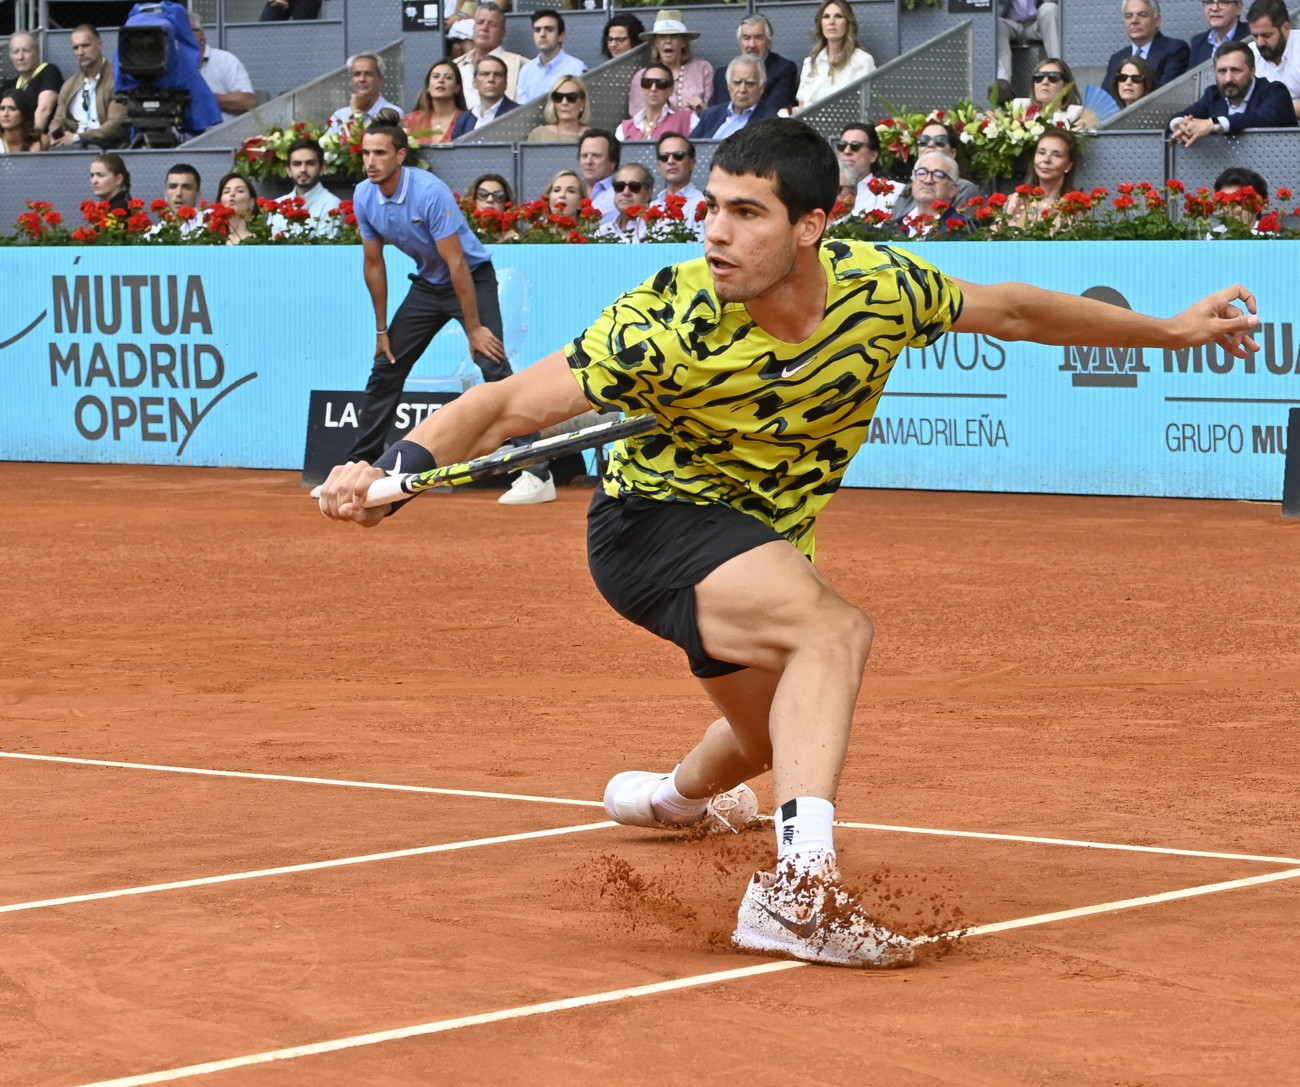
[
  {"left": 642, "top": 9, "right": 701, "bottom": 41},
  {"left": 447, "top": 19, "right": 473, "bottom": 39}
]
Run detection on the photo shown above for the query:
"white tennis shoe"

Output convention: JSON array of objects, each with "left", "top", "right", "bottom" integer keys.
[
  {"left": 732, "top": 860, "right": 915, "bottom": 968},
  {"left": 499, "top": 472, "right": 556, "bottom": 505},
  {"left": 603, "top": 770, "right": 760, "bottom": 834}
]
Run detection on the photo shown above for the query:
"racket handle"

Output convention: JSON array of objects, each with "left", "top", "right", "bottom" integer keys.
[{"left": 362, "top": 474, "right": 406, "bottom": 508}]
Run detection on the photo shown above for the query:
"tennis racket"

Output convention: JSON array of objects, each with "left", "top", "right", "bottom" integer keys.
[{"left": 362, "top": 412, "right": 657, "bottom": 508}]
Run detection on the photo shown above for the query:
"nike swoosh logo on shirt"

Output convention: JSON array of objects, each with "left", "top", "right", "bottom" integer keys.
[
  {"left": 780, "top": 360, "right": 812, "bottom": 378},
  {"left": 761, "top": 903, "right": 819, "bottom": 939}
]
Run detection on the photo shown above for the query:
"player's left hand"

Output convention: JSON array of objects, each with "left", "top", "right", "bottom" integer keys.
[
  {"left": 1168, "top": 284, "right": 1260, "bottom": 359},
  {"left": 468, "top": 325, "right": 507, "bottom": 364},
  {"left": 319, "top": 460, "right": 388, "bottom": 527}
]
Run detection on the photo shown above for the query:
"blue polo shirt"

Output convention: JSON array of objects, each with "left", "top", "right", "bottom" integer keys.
[{"left": 353, "top": 166, "right": 491, "bottom": 286}]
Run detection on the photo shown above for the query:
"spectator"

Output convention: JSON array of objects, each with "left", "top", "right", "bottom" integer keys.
[
  {"left": 596, "top": 163, "right": 654, "bottom": 242},
  {"left": 268, "top": 137, "right": 341, "bottom": 237},
  {"left": 1005, "top": 129, "right": 1079, "bottom": 225},
  {"left": 997, "top": 0, "right": 1062, "bottom": 85},
  {"left": 650, "top": 133, "right": 705, "bottom": 226},
  {"left": 327, "top": 54, "right": 400, "bottom": 131},
  {"left": 89, "top": 153, "right": 131, "bottom": 212},
  {"left": 545, "top": 168, "right": 588, "bottom": 217},
  {"left": 1104, "top": 0, "right": 1190, "bottom": 89},
  {"left": 50, "top": 25, "right": 127, "bottom": 149},
  {"left": 1106, "top": 55, "right": 1159, "bottom": 107},
  {"left": 1248, "top": 0, "right": 1300, "bottom": 113},
  {"left": 1213, "top": 165, "right": 1269, "bottom": 228},
  {"left": 601, "top": 14, "right": 645, "bottom": 60},
  {"left": 892, "top": 151, "right": 967, "bottom": 236},
  {"left": 7, "top": 31, "right": 62, "bottom": 133},
  {"left": 1169, "top": 40, "right": 1297, "bottom": 144},
  {"left": 402, "top": 60, "right": 471, "bottom": 145},
  {"left": 1191, "top": 0, "right": 1251, "bottom": 68},
  {"left": 695, "top": 57, "right": 776, "bottom": 138},
  {"left": 707, "top": 15, "right": 798, "bottom": 115},
  {"left": 189, "top": 12, "right": 256, "bottom": 123},
  {"left": 527, "top": 75, "right": 590, "bottom": 142},
  {"left": 579, "top": 128, "right": 620, "bottom": 221},
  {"left": 456, "top": 4, "right": 527, "bottom": 110},
  {"left": 517, "top": 10, "right": 588, "bottom": 105},
  {"left": 463, "top": 55, "right": 518, "bottom": 130},
  {"left": 1012, "top": 57, "right": 1084, "bottom": 123},
  {"left": 260, "top": 0, "right": 321, "bottom": 21},
  {"left": 889, "top": 121, "right": 980, "bottom": 216},
  {"left": 796, "top": 0, "right": 876, "bottom": 110},
  {"left": 835, "top": 123, "right": 896, "bottom": 216},
  {"left": 470, "top": 172, "right": 514, "bottom": 210},
  {"left": 629, "top": 10, "right": 714, "bottom": 118},
  {"left": 216, "top": 172, "right": 259, "bottom": 245},
  {"left": 618, "top": 63, "right": 694, "bottom": 141},
  {"left": 0, "top": 91, "right": 44, "bottom": 152},
  {"left": 156, "top": 163, "right": 205, "bottom": 237}
]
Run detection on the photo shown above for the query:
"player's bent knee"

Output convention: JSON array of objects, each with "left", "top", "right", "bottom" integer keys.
[{"left": 802, "top": 601, "right": 874, "bottom": 667}]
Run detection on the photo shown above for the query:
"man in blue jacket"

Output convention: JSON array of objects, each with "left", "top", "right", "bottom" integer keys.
[
  {"left": 706, "top": 14, "right": 797, "bottom": 114},
  {"left": 1190, "top": 0, "right": 1252, "bottom": 67},
  {"left": 1104, "top": 0, "right": 1191, "bottom": 87},
  {"left": 1170, "top": 39, "right": 1297, "bottom": 144},
  {"left": 695, "top": 57, "right": 779, "bottom": 140}
]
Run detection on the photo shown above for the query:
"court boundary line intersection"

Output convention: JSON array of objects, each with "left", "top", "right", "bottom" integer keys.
[{"left": 2, "top": 750, "right": 1298, "bottom": 1087}]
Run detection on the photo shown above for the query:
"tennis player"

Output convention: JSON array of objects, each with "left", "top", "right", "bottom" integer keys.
[{"left": 320, "top": 120, "right": 1258, "bottom": 967}]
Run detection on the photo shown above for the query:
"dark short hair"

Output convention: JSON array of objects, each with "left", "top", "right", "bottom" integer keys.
[
  {"left": 838, "top": 121, "right": 880, "bottom": 153},
  {"left": 710, "top": 118, "right": 837, "bottom": 223},
  {"left": 579, "top": 128, "right": 620, "bottom": 168},
  {"left": 601, "top": 13, "right": 645, "bottom": 58},
  {"left": 286, "top": 136, "right": 324, "bottom": 167},
  {"left": 655, "top": 131, "right": 695, "bottom": 157},
  {"left": 166, "top": 163, "right": 201, "bottom": 188},
  {"left": 475, "top": 54, "right": 508, "bottom": 76},
  {"left": 215, "top": 171, "right": 258, "bottom": 203},
  {"left": 1214, "top": 39, "right": 1256, "bottom": 65},
  {"left": 365, "top": 121, "right": 409, "bottom": 153},
  {"left": 531, "top": 8, "right": 565, "bottom": 33},
  {"left": 72, "top": 23, "right": 101, "bottom": 39},
  {"left": 1246, "top": 0, "right": 1288, "bottom": 25},
  {"left": 1214, "top": 166, "right": 1269, "bottom": 198}
]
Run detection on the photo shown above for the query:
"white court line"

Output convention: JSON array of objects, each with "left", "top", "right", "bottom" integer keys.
[
  {"left": 71, "top": 866, "right": 1300, "bottom": 1087},
  {"left": 0, "top": 751, "right": 605, "bottom": 808},
  {"left": 0, "top": 822, "right": 615, "bottom": 916},
  {"left": 6, "top": 750, "right": 1298, "bottom": 866}
]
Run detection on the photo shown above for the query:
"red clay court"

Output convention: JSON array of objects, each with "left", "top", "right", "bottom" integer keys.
[{"left": 2, "top": 461, "right": 1298, "bottom": 1085}]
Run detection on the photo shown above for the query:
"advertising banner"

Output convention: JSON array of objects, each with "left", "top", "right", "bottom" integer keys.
[{"left": 0, "top": 242, "right": 1295, "bottom": 500}]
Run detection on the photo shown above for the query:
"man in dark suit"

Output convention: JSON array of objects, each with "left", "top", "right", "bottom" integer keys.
[
  {"left": 1190, "top": 0, "right": 1252, "bottom": 66},
  {"left": 1104, "top": 0, "right": 1191, "bottom": 87},
  {"left": 1170, "top": 39, "right": 1297, "bottom": 144},
  {"left": 696, "top": 57, "right": 781, "bottom": 139},
  {"left": 706, "top": 14, "right": 797, "bottom": 114},
  {"left": 454, "top": 54, "right": 518, "bottom": 138}
]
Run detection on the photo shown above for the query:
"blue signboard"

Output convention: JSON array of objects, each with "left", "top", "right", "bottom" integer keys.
[{"left": 0, "top": 241, "right": 1295, "bottom": 499}]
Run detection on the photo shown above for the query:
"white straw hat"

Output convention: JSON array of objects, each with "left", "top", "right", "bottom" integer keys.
[{"left": 642, "top": 9, "right": 701, "bottom": 40}]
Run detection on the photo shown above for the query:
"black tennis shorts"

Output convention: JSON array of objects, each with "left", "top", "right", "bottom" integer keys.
[{"left": 587, "top": 490, "right": 785, "bottom": 678}]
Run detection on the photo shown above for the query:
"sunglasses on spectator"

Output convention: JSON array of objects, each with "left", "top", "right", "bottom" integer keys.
[
  {"left": 81, "top": 86, "right": 91, "bottom": 112},
  {"left": 657, "top": 150, "right": 689, "bottom": 162},
  {"left": 476, "top": 188, "right": 508, "bottom": 203},
  {"left": 550, "top": 90, "right": 583, "bottom": 104},
  {"left": 912, "top": 168, "right": 951, "bottom": 182},
  {"left": 613, "top": 180, "right": 646, "bottom": 193},
  {"left": 641, "top": 77, "right": 673, "bottom": 90},
  {"left": 1116, "top": 72, "right": 1146, "bottom": 83},
  {"left": 1032, "top": 71, "right": 1065, "bottom": 83},
  {"left": 915, "top": 133, "right": 950, "bottom": 147},
  {"left": 835, "top": 139, "right": 867, "bottom": 152}
]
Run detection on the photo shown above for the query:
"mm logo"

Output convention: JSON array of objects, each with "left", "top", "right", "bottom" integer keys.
[{"left": 1059, "top": 286, "right": 1150, "bottom": 388}]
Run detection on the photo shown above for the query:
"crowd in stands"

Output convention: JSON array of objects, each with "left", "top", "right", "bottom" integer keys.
[{"left": 6, "top": 0, "right": 1300, "bottom": 243}]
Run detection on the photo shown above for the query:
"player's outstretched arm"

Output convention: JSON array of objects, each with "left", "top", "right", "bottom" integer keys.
[
  {"left": 951, "top": 280, "right": 1260, "bottom": 359},
  {"left": 319, "top": 349, "right": 590, "bottom": 525}
]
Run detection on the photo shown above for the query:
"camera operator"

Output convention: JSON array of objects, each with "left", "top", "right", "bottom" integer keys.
[
  {"left": 50, "top": 25, "right": 129, "bottom": 149},
  {"left": 115, "top": 1, "right": 222, "bottom": 145}
]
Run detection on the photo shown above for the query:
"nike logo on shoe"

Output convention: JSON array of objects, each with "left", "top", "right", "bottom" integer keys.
[{"left": 761, "top": 902, "right": 819, "bottom": 940}]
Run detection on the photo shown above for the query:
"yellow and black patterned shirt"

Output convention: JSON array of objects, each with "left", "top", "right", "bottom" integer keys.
[{"left": 565, "top": 239, "right": 963, "bottom": 557}]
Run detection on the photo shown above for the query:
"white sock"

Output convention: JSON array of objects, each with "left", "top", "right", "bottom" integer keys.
[
  {"left": 775, "top": 796, "right": 836, "bottom": 873},
  {"left": 649, "top": 765, "right": 709, "bottom": 824}
]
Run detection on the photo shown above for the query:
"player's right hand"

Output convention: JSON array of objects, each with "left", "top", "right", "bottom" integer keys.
[
  {"left": 376, "top": 331, "right": 395, "bottom": 364},
  {"left": 319, "top": 461, "right": 388, "bottom": 527}
]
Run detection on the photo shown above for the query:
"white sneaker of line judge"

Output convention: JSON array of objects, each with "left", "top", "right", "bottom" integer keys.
[{"left": 498, "top": 471, "right": 557, "bottom": 505}]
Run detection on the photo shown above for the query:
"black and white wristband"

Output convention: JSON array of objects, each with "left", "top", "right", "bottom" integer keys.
[{"left": 372, "top": 439, "right": 437, "bottom": 516}]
